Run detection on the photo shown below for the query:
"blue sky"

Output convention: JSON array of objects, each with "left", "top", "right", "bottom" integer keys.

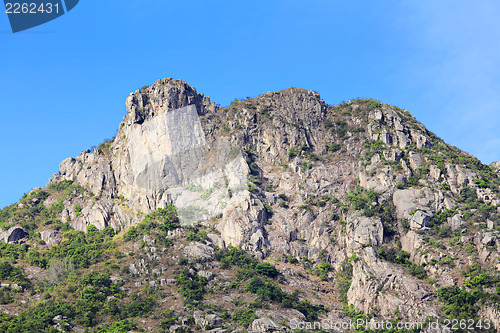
[{"left": 1, "top": 0, "right": 499, "bottom": 208}]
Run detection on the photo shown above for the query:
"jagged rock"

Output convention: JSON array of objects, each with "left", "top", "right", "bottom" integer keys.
[
  {"left": 429, "top": 165, "right": 441, "bottom": 180},
  {"left": 383, "top": 148, "right": 402, "bottom": 161},
  {"left": 410, "top": 210, "right": 432, "bottom": 230},
  {"left": 401, "top": 230, "right": 424, "bottom": 261},
  {"left": 183, "top": 242, "right": 214, "bottom": 261},
  {"left": 0, "top": 226, "right": 27, "bottom": 243},
  {"left": 40, "top": 230, "right": 62, "bottom": 247},
  {"left": 447, "top": 213, "right": 464, "bottom": 230},
  {"left": 129, "top": 259, "right": 148, "bottom": 275},
  {"left": 169, "top": 325, "right": 182, "bottom": 332},
  {"left": 217, "top": 190, "right": 268, "bottom": 251},
  {"left": 487, "top": 220, "right": 495, "bottom": 230},
  {"left": 479, "top": 303, "right": 500, "bottom": 329},
  {"left": 193, "top": 311, "right": 223, "bottom": 328},
  {"left": 14, "top": 78, "right": 499, "bottom": 329},
  {"left": 143, "top": 235, "right": 155, "bottom": 246},
  {"left": 249, "top": 317, "right": 280, "bottom": 332},
  {"left": 198, "top": 270, "right": 214, "bottom": 281},
  {"left": 393, "top": 189, "right": 434, "bottom": 220},
  {"left": 491, "top": 161, "right": 500, "bottom": 173},
  {"left": 347, "top": 248, "right": 437, "bottom": 322},
  {"left": 53, "top": 315, "right": 67, "bottom": 323},
  {"left": 207, "top": 233, "right": 225, "bottom": 248},
  {"left": 348, "top": 216, "right": 383, "bottom": 250},
  {"left": 71, "top": 202, "right": 111, "bottom": 232},
  {"left": 408, "top": 152, "right": 425, "bottom": 170},
  {"left": 482, "top": 233, "right": 496, "bottom": 246}
]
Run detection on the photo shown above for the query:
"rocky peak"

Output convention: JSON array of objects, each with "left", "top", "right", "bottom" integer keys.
[
  {"left": 124, "top": 78, "right": 217, "bottom": 125},
  {"left": 256, "top": 87, "right": 327, "bottom": 126},
  {"left": 491, "top": 160, "right": 500, "bottom": 174}
]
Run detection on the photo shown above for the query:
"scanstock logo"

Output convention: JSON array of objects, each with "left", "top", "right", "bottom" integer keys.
[{"left": 4, "top": 0, "right": 79, "bottom": 33}]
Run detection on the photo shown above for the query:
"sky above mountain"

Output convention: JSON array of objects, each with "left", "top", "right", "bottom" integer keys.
[{"left": 1, "top": 0, "right": 499, "bottom": 208}]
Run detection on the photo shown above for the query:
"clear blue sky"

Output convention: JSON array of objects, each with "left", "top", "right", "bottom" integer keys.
[{"left": 1, "top": 0, "right": 500, "bottom": 208}]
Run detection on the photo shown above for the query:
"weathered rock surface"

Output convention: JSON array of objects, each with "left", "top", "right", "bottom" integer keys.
[
  {"left": 0, "top": 226, "right": 27, "bottom": 243},
  {"left": 40, "top": 230, "right": 62, "bottom": 247},
  {"left": 183, "top": 242, "right": 214, "bottom": 261},
  {"left": 249, "top": 317, "right": 280, "bottom": 332}
]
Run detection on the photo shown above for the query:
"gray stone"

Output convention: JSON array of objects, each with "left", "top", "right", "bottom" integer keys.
[
  {"left": 448, "top": 214, "right": 464, "bottom": 231},
  {"left": 198, "top": 270, "right": 214, "bottom": 281},
  {"left": 410, "top": 211, "right": 432, "bottom": 230},
  {"left": 0, "top": 226, "right": 27, "bottom": 243},
  {"left": 482, "top": 233, "right": 496, "bottom": 246},
  {"left": 487, "top": 220, "right": 494, "bottom": 230},
  {"left": 249, "top": 317, "right": 280, "bottom": 332},
  {"left": 408, "top": 152, "right": 425, "bottom": 170},
  {"left": 184, "top": 242, "right": 214, "bottom": 261},
  {"left": 40, "top": 230, "right": 62, "bottom": 247}
]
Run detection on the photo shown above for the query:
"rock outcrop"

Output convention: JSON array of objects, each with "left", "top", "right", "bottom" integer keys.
[{"left": 0, "top": 226, "right": 27, "bottom": 243}]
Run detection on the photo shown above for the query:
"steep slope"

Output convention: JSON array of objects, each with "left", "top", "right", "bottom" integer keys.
[{"left": 0, "top": 78, "right": 499, "bottom": 332}]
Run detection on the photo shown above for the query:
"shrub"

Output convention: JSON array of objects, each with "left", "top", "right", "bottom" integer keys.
[
  {"left": 176, "top": 269, "right": 207, "bottom": 305},
  {"left": 313, "top": 263, "right": 331, "bottom": 281},
  {"left": 74, "top": 205, "right": 83, "bottom": 217},
  {"left": 231, "top": 309, "right": 256, "bottom": 328},
  {"left": 437, "top": 286, "right": 478, "bottom": 320},
  {"left": 255, "top": 262, "right": 279, "bottom": 278}
]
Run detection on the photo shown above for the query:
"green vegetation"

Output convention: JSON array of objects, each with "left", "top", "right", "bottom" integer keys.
[
  {"left": 231, "top": 309, "right": 256, "bottom": 327},
  {"left": 346, "top": 187, "right": 397, "bottom": 236},
  {"left": 328, "top": 142, "right": 341, "bottom": 152},
  {"left": 336, "top": 258, "right": 354, "bottom": 304},
  {"left": 0, "top": 181, "right": 87, "bottom": 234},
  {"left": 125, "top": 205, "right": 179, "bottom": 244},
  {"left": 176, "top": 269, "right": 208, "bottom": 306},
  {"left": 363, "top": 139, "right": 385, "bottom": 161},
  {"left": 312, "top": 262, "right": 331, "bottom": 281},
  {"left": 96, "top": 137, "right": 115, "bottom": 154},
  {"left": 377, "top": 246, "right": 427, "bottom": 279},
  {"left": 246, "top": 277, "right": 326, "bottom": 321},
  {"left": 215, "top": 247, "right": 325, "bottom": 320}
]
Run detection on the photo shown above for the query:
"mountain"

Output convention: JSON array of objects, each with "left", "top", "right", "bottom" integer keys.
[{"left": 0, "top": 78, "right": 499, "bottom": 332}]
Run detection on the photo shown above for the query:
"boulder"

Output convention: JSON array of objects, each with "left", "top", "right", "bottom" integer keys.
[
  {"left": 40, "top": 230, "right": 62, "bottom": 247},
  {"left": 408, "top": 152, "right": 425, "bottom": 170},
  {"left": 447, "top": 214, "right": 464, "bottom": 231},
  {"left": 183, "top": 242, "right": 214, "bottom": 261},
  {"left": 410, "top": 211, "right": 432, "bottom": 230},
  {"left": 482, "top": 233, "right": 496, "bottom": 247},
  {"left": 249, "top": 317, "right": 280, "bottom": 332},
  {"left": 193, "top": 310, "right": 223, "bottom": 328}
]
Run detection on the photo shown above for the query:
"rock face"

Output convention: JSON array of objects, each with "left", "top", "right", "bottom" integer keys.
[
  {"left": 491, "top": 161, "right": 500, "bottom": 173},
  {"left": 347, "top": 248, "right": 437, "bottom": 322},
  {"left": 183, "top": 242, "right": 215, "bottom": 261},
  {"left": 40, "top": 230, "right": 62, "bottom": 247},
  {"left": 0, "top": 226, "right": 27, "bottom": 243}
]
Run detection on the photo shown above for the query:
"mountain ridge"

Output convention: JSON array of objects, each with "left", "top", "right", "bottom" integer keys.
[{"left": 0, "top": 77, "right": 499, "bottom": 332}]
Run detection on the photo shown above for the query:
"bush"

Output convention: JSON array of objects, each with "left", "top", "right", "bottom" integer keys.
[
  {"left": 176, "top": 269, "right": 207, "bottom": 305},
  {"left": 255, "top": 262, "right": 279, "bottom": 278},
  {"left": 328, "top": 143, "right": 341, "bottom": 152},
  {"left": 313, "top": 263, "right": 331, "bottom": 281},
  {"left": 231, "top": 309, "right": 256, "bottom": 328},
  {"left": 336, "top": 260, "right": 353, "bottom": 304},
  {"left": 438, "top": 226, "right": 452, "bottom": 238},
  {"left": 437, "top": 286, "right": 479, "bottom": 320}
]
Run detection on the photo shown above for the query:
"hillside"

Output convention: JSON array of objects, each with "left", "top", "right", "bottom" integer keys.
[{"left": 0, "top": 78, "right": 499, "bottom": 332}]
